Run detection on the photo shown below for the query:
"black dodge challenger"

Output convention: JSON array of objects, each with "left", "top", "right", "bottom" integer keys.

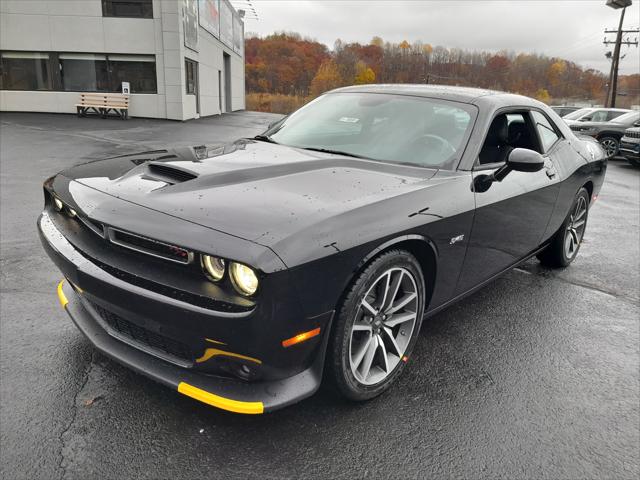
[{"left": 39, "top": 85, "right": 607, "bottom": 414}]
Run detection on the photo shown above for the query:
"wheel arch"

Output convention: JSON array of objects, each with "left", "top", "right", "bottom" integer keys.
[
  {"left": 351, "top": 235, "right": 438, "bottom": 310},
  {"left": 596, "top": 131, "right": 623, "bottom": 141}
]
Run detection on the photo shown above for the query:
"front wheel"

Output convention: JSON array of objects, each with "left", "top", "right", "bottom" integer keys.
[
  {"left": 328, "top": 249, "right": 426, "bottom": 401},
  {"left": 599, "top": 136, "right": 619, "bottom": 158},
  {"left": 538, "top": 187, "right": 590, "bottom": 268}
]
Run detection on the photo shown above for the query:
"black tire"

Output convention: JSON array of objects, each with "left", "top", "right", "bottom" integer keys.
[
  {"left": 538, "top": 187, "right": 590, "bottom": 268},
  {"left": 599, "top": 136, "right": 619, "bottom": 158},
  {"left": 328, "top": 249, "right": 426, "bottom": 401}
]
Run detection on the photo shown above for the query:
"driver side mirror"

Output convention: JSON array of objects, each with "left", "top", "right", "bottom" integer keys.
[
  {"left": 506, "top": 148, "right": 545, "bottom": 173},
  {"left": 473, "top": 148, "right": 545, "bottom": 193},
  {"left": 579, "top": 117, "right": 591, "bottom": 122}
]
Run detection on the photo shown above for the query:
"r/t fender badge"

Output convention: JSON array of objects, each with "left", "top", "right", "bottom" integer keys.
[{"left": 450, "top": 234, "right": 464, "bottom": 245}]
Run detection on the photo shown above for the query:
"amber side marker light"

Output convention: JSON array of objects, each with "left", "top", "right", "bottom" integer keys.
[{"left": 282, "top": 327, "right": 321, "bottom": 348}]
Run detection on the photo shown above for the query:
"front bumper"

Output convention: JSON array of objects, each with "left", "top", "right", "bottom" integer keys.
[
  {"left": 619, "top": 140, "right": 640, "bottom": 160},
  {"left": 39, "top": 212, "right": 332, "bottom": 413}
]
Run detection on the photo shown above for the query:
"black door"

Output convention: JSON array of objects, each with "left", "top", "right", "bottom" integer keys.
[
  {"left": 223, "top": 52, "right": 231, "bottom": 113},
  {"left": 455, "top": 111, "right": 561, "bottom": 294}
]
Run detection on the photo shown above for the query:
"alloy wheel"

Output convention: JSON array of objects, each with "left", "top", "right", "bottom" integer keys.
[
  {"left": 349, "top": 267, "right": 419, "bottom": 386},
  {"left": 600, "top": 138, "right": 618, "bottom": 157},
  {"left": 564, "top": 196, "right": 587, "bottom": 260}
]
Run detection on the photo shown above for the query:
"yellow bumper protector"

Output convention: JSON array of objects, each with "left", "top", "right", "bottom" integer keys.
[
  {"left": 57, "top": 279, "right": 68, "bottom": 308},
  {"left": 178, "top": 382, "right": 264, "bottom": 414},
  {"left": 195, "top": 347, "right": 262, "bottom": 365}
]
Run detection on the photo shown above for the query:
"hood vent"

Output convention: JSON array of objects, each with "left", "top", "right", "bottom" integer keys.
[{"left": 146, "top": 162, "right": 198, "bottom": 184}]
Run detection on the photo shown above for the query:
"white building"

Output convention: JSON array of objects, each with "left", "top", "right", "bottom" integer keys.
[{"left": 0, "top": 0, "right": 245, "bottom": 120}]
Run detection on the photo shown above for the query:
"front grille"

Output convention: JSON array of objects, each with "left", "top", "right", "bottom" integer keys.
[
  {"left": 89, "top": 300, "right": 195, "bottom": 365},
  {"left": 625, "top": 130, "right": 640, "bottom": 139},
  {"left": 107, "top": 227, "right": 194, "bottom": 264}
]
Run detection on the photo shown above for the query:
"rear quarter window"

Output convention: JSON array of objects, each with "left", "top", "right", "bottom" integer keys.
[{"left": 532, "top": 111, "right": 561, "bottom": 153}]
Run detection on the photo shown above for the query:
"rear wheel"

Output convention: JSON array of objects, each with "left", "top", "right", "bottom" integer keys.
[
  {"left": 599, "top": 136, "right": 619, "bottom": 158},
  {"left": 328, "top": 249, "right": 426, "bottom": 401},
  {"left": 538, "top": 188, "right": 590, "bottom": 268}
]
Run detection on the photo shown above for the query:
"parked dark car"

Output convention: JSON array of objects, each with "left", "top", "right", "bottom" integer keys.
[
  {"left": 569, "top": 110, "right": 640, "bottom": 157},
  {"left": 619, "top": 127, "right": 640, "bottom": 166},
  {"left": 39, "top": 85, "right": 607, "bottom": 414},
  {"left": 551, "top": 105, "right": 581, "bottom": 117}
]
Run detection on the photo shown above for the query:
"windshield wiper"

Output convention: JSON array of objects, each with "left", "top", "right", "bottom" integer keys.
[
  {"left": 253, "top": 134, "right": 278, "bottom": 144},
  {"left": 300, "top": 147, "right": 371, "bottom": 159}
]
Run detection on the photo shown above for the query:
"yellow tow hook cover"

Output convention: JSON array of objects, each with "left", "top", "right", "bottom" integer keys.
[{"left": 57, "top": 279, "right": 68, "bottom": 308}]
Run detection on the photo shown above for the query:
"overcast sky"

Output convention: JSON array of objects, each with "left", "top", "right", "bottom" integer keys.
[{"left": 242, "top": 0, "right": 640, "bottom": 75}]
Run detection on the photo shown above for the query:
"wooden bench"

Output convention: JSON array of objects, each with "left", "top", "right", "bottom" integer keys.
[{"left": 76, "top": 93, "right": 130, "bottom": 119}]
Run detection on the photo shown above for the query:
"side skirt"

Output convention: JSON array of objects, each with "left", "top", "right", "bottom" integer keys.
[{"left": 423, "top": 243, "right": 549, "bottom": 319}]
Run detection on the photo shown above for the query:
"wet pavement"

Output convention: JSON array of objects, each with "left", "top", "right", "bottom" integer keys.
[{"left": 1, "top": 111, "right": 638, "bottom": 479}]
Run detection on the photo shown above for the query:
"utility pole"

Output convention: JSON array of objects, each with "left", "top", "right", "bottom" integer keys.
[{"left": 603, "top": 0, "right": 638, "bottom": 107}]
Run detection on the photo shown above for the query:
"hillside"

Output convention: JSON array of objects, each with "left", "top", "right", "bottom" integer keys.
[{"left": 245, "top": 32, "right": 640, "bottom": 113}]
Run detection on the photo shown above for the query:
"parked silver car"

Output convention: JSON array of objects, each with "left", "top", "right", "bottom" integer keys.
[{"left": 563, "top": 107, "right": 630, "bottom": 126}]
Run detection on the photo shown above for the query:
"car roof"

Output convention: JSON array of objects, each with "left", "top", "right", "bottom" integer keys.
[{"left": 327, "top": 84, "right": 543, "bottom": 107}]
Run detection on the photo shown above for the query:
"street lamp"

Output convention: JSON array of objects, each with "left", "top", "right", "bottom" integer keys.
[{"left": 606, "top": 0, "right": 632, "bottom": 8}]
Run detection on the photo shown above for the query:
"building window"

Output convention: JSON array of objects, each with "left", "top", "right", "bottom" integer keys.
[
  {"left": 59, "top": 53, "right": 109, "bottom": 92},
  {"left": 102, "top": 0, "right": 153, "bottom": 18},
  {"left": 185, "top": 59, "right": 197, "bottom": 95},
  {"left": 0, "top": 52, "right": 52, "bottom": 90},
  {"left": 1, "top": 51, "right": 157, "bottom": 94},
  {"left": 108, "top": 55, "right": 157, "bottom": 93}
]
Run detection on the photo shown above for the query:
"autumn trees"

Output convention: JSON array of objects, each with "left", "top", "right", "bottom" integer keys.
[{"left": 245, "top": 32, "right": 639, "bottom": 113}]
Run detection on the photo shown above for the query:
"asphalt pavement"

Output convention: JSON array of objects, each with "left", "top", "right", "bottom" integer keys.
[{"left": 1, "top": 111, "right": 638, "bottom": 480}]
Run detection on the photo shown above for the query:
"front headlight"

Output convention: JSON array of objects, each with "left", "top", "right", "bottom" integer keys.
[
  {"left": 202, "top": 255, "right": 225, "bottom": 281},
  {"left": 230, "top": 262, "right": 259, "bottom": 296}
]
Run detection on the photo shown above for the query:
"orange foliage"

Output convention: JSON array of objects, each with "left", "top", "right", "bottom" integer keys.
[{"left": 245, "top": 33, "right": 639, "bottom": 109}]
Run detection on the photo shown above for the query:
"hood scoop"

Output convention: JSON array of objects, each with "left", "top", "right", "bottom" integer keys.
[{"left": 145, "top": 162, "right": 199, "bottom": 184}]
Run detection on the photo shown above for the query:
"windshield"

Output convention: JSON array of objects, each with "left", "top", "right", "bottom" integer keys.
[
  {"left": 563, "top": 108, "right": 593, "bottom": 120},
  {"left": 267, "top": 92, "right": 477, "bottom": 169},
  {"left": 610, "top": 111, "right": 640, "bottom": 125}
]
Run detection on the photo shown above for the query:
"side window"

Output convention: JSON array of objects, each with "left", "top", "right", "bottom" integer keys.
[
  {"left": 590, "top": 110, "right": 608, "bottom": 122},
  {"left": 185, "top": 58, "right": 197, "bottom": 95},
  {"left": 606, "top": 111, "right": 623, "bottom": 121},
  {"left": 478, "top": 112, "right": 541, "bottom": 165},
  {"left": 531, "top": 111, "right": 560, "bottom": 153}
]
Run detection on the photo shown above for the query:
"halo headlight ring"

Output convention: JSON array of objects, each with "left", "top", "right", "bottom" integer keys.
[
  {"left": 229, "top": 262, "right": 259, "bottom": 296},
  {"left": 202, "top": 255, "right": 226, "bottom": 282}
]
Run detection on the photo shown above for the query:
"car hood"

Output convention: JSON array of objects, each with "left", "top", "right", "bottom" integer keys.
[{"left": 61, "top": 140, "right": 437, "bottom": 248}]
